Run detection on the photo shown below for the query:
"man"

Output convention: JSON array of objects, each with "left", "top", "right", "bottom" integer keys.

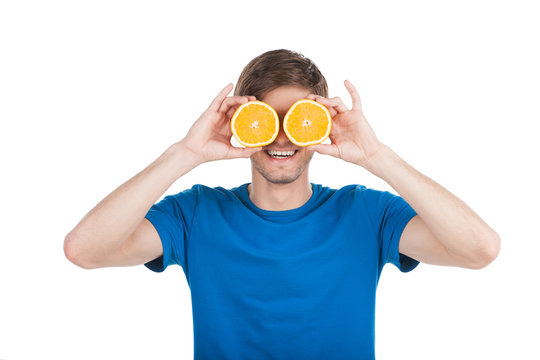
[{"left": 64, "top": 49, "right": 500, "bottom": 359}]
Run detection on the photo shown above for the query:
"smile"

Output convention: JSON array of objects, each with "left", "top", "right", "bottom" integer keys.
[{"left": 265, "top": 150, "right": 297, "bottom": 159}]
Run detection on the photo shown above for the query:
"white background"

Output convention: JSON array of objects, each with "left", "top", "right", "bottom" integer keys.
[{"left": 1, "top": 0, "right": 538, "bottom": 359}]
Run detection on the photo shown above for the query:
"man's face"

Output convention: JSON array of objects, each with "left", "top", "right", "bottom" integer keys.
[{"left": 250, "top": 85, "right": 315, "bottom": 185}]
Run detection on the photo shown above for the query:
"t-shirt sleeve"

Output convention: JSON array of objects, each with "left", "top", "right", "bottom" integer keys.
[
  {"left": 143, "top": 185, "right": 199, "bottom": 273},
  {"left": 361, "top": 187, "right": 419, "bottom": 273}
]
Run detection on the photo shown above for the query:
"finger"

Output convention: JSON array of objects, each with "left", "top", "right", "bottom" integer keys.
[
  {"left": 344, "top": 80, "right": 362, "bottom": 111},
  {"left": 311, "top": 97, "right": 338, "bottom": 117},
  {"left": 224, "top": 96, "right": 257, "bottom": 120},
  {"left": 208, "top": 83, "right": 234, "bottom": 112},
  {"left": 223, "top": 100, "right": 252, "bottom": 120},
  {"left": 225, "top": 146, "right": 262, "bottom": 159},
  {"left": 309, "top": 102, "right": 336, "bottom": 117},
  {"left": 308, "top": 143, "right": 341, "bottom": 158},
  {"left": 313, "top": 95, "right": 348, "bottom": 114},
  {"left": 329, "top": 96, "right": 349, "bottom": 113},
  {"left": 226, "top": 107, "right": 237, "bottom": 120},
  {"left": 328, "top": 107, "right": 338, "bottom": 118},
  {"left": 218, "top": 96, "right": 252, "bottom": 114}
]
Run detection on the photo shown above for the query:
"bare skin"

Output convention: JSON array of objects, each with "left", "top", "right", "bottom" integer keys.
[
  {"left": 247, "top": 86, "right": 316, "bottom": 211},
  {"left": 304, "top": 80, "right": 500, "bottom": 269},
  {"left": 64, "top": 84, "right": 261, "bottom": 269},
  {"left": 64, "top": 80, "right": 500, "bottom": 270}
]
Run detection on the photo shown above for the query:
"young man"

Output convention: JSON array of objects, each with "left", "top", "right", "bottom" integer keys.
[{"left": 64, "top": 49, "right": 500, "bottom": 358}]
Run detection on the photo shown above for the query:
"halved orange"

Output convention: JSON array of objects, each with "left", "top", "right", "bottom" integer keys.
[
  {"left": 230, "top": 100, "right": 279, "bottom": 147},
  {"left": 283, "top": 99, "right": 332, "bottom": 146}
]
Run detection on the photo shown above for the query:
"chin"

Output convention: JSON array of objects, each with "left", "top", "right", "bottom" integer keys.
[
  {"left": 250, "top": 160, "right": 301, "bottom": 185},
  {"left": 250, "top": 150, "right": 313, "bottom": 185},
  {"left": 265, "top": 174, "right": 302, "bottom": 185},
  {"left": 254, "top": 167, "right": 304, "bottom": 185}
]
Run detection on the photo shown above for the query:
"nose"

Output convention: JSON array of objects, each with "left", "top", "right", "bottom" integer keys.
[{"left": 272, "top": 119, "right": 293, "bottom": 146}]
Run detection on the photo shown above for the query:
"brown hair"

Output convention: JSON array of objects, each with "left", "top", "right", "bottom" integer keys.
[{"left": 234, "top": 49, "right": 328, "bottom": 100}]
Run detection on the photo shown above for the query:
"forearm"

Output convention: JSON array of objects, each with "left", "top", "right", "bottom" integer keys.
[
  {"left": 365, "top": 145, "right": 500, "bottom": 262},
  {"left": 65, "top": 141, "right": 199, "bottom": 258}
]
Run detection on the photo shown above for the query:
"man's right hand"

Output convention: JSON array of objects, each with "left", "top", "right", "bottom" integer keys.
[
  {"left": 179, "top": 83, "right": 262, "bottom": 165},
  {"left": 64, "top": 83, "right": 261, "bottom": 269}
]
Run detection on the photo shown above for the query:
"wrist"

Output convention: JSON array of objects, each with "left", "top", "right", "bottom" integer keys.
[
  {"left": 362, "top": 144, "right": 401, "bottom": 180},
  {"left": 166, "top": 141, "right": 203, "bottom": 174}
]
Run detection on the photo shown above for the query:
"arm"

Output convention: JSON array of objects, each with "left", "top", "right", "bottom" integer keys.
[
  {"left": 64, "top": 83, "right": 261, "bottom": 269},
  {"left": 64, "top": 143, "right": 196, "bottom": 269},
  {"left": 366, "top": 145, "right": 500, "bottom": 269},
  {"left": 307, "top": 80, "right": 500, "bottom": 269}
]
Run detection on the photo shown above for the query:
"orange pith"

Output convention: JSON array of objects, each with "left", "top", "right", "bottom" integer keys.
[
  {"left": 231, "top": 101, "right": 279, "bottom": 147},
  {"left": 283, "top": 99, "right": 332, "bottom": 146}
]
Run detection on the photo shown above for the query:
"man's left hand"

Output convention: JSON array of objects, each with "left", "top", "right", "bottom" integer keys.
[{"left": 306, "top": 80, "right": 386, "bottom": 171}]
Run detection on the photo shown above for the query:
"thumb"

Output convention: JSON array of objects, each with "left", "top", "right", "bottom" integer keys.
[
  {"left": 308, "top": 144, "right": 340, "bottom": 158},
  {"left": 225, "top": 146, "right": 262, "bottom": 159}
]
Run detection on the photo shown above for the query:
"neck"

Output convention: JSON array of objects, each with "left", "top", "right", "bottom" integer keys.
[{"left": 248, "top": 173, "right": 313, "bottom": 211}]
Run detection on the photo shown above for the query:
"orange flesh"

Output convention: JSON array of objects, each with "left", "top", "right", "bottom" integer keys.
[
  {"left": 232, "top": 102, "right": 279, "bottom": 147},
  {"left": 284, "top": 100, "right": 331, "bottom": 146}
]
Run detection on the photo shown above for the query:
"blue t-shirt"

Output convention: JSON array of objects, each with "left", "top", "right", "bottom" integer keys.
[{"left": 144, "top": 183, "right": 419, "bottom": 359}]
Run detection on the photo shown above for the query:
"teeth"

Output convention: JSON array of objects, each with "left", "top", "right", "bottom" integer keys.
[{"left": 267, "top": 150, "right": 295, "bottom": 157}]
